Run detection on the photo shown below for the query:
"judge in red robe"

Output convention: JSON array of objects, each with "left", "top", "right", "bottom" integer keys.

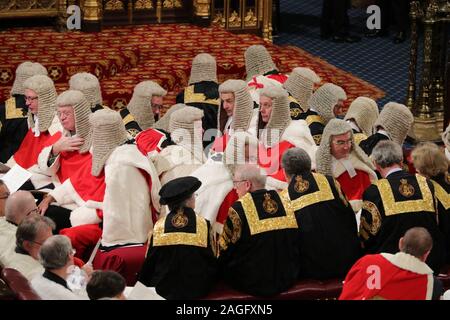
[
  {"left": 316, "top": 119, "right": 377, "bottom": 213},
  {"left": 6, "top": 75, "right": 62, "bottom": 190},
  {"left": 340, "top": 227, "right": 442, "bottom": 300}
]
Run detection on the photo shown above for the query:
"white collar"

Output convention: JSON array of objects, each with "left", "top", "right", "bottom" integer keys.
[
  {"left": 33, "top": 115, "right": 40, "bottom": 137},
  {"left": 377, "top": 129, "right": 391, "bottom": 139},
  {"left": 386, "top": 167, "right": 403, "bottom": 177},
  {"left": 346, "top": 120, "right": 361, "bottom": 133},
  {"left": 332, "top": 155, "right": 357, "bottom": 178}
]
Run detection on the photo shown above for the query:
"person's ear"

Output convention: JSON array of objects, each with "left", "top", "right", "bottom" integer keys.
[{"left": 398, "top": 237, "right": 404, "bottom": 251}]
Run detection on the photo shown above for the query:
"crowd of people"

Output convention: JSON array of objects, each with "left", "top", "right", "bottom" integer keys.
[{"left": 0, "top": 44, "right": 449, "bottom": 300}]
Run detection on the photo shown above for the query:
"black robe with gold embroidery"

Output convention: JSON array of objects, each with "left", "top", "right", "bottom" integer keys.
[
  {"left": 218, "top": 189, "right": 300, "bottom": 297},
  {"left": 432, "top": 172, "right": 450, "bottom": 264},
  {"left": 287, "top": 95, "right": 305, "bottom": 120},
  {"left": 282, "top": 172, "right": 361, "bottom": 280},
  {"left": 176, "top": 81, "right": 219, "bottom": 136},
  {"left": 0, "top": 94, "right": 28, "bottom": 163},
  {"left": 91, "top": 104, "right": 142, "bottom": 138},
  {"left": 138, "top": 207, "right": 217, "bottom": 300},
  {"left": 359, "top": 132, "right": 390, "bottom": 156},
  {"left": 298, "top": 110, "right": 325, "bottom": 146},
  {"left": 359, "top": 170, "right": 445, "bottom": 273}
]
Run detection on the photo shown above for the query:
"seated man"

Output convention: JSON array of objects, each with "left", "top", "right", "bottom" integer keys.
[
  {"left": 244, "top": 45, "right": 287, "bottom": 105},
  {"left": 210, "top": 79, "right": 258, "bottom": 154},
  {"left": 280, "top": 148, "right": 361, "bottom": 280},
  {"left": 69, "top": 72, "right": 142, "bottom": 138},
  {"left": 282, "top": 67, "right": 321, "bottom": 119},
  {"left": 316, "top": 119, "right": 377, "bottom": 212},
  {"left": 176, "top": 53, "right": 220, "bottom": 140},
  {"left": 127, "top": 80, "right": 167, "bottom": 131},
  {"left": 37, "top": 90, "right": 92, "bottom": 186},
  {"left": 31, "top": 235, "right": 88, "bottom": 300},
  {"left": 86, "top": 270, "right": 126, "bottom": 300},
  {"left": 359, "top": 102, "right": 414, "bottom": 156},
  {"left": 254, "top": 86, "right": 317, "bottom": 190},
  {"left": 192, "top": 132, "right": 258, "bottom": 234},
  {"left": 138, "top": 176, "right": 217, "bottom": 300},
  {"left": 153, "top": 106, "right": 205, "bottom": 185},
  {"left": 2, "top": 214, "right": 54, "bottom": 280},
  {"left": 5, "top": 75, "right": 63, "bottom": 190},
  {"left": 359, "top": 141, "right": 445, "bottom": 273},
  {"left": 340, "top": 227, "right": 443, "bottom": 300},
  {"left": 0, "top": 190, "right": 39, "bottom": 265},
  {"left": 0, "top": 62, "right": 47, "bottom": 163},
  {"left": 218, "top": 164, "right": 300, "bottom": 297},
  {"left": 343, "top": 97, "right": 379, "bottom": 145},
  {"left": 301, "top": 83, "right": 347, "bottom": 145}
]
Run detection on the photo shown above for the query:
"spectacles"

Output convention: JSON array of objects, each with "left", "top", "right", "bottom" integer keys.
[
  {"left": 26, "top": 207, "right": 39, "bottom": 216},
  {"left": 232, "top": 180, "right": 246, "bottom": 187},
  {"left": 56, "top": 111, "right": 72, "bottom": 118},
  {"left": 29, "top": 239, "right": 44, "bottom": 246},
  {"left": 24, "top": 96, "right": 38, "bottom": 102},
  {"left": 332, "top": 139, "right": 352, "bottom": 146},
  {"left": 0, "top": 192, "right": 10, "bottom": 200}
]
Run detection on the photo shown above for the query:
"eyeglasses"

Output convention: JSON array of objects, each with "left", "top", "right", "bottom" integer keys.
[
  {"left": 26, "top": 207, "right": 39, "bottom": 216},
  {"left": 232, "top": 180, "right": 246, "bottom": 187},
  {"left": 24, "top": 96, "right": 38, "bottom": 102},
  {"left": 332, "top": 139, "right": 352, "bottom": 146},
  {"left": 0, "top": 192, "right": 10, "bottom": 200},
  {"left": 29, "top": 239, "right": 44, "bottom": 246},
  {"left": 56, "top": 111, "right": 72, "bottom": 118}
]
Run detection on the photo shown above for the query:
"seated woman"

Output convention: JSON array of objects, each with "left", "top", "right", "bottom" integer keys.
[{"left": 411, "top": 142, "right": 450, "bottom": 264}]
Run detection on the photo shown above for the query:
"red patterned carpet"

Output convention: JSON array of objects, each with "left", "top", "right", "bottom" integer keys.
[{"left": 0, "top": 24, "right": 384, "bottom": 111}]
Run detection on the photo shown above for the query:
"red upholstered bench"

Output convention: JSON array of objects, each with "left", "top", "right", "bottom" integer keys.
[
  {"left": 203, "top": 278, "right": 343, "bottom": 300},
  {"left": 0, "top": 268, "right": 41, "bottom": 300}
]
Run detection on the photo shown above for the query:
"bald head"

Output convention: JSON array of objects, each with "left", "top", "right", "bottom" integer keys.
[
  {"left": 234, "top": 164, "right": 266, "bottom": 190},
  {"left": 5, "top": 191, "right": 37, "bottom": 225},
  {"left": 399, "top": 227, "right": 433, "bottom": 261}
]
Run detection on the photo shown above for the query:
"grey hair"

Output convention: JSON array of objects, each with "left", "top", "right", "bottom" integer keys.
[
  {"left": 281, "top": 148, "right": 312, "bottom": 178},
  {"left": 371, "top": 140, "right": 403, "bottom": 168},
  {"left": 5, "top": 190, "right": 35, "bottom": 225},
  {"left": 234, "top": 164, "right": 266, "bottom": 189},
  {"left": 16, "top": 215, "right": 55, "bottom": 252},
  {"left": 38, "top": 235, "right": 73, "bottom": 270}
]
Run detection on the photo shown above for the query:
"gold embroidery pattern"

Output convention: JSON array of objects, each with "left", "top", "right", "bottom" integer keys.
[
  {"left": 122, "top": 113, "right": 135, "bottom": 126},
  {"left": 290, "top": 107, "right": 302, "bottom": 119},
  {"left": 399, "top": 179, "right": 415, "bottom": 198},
  {"left": 287, "top": 173, "right": 335, "bottom": 211},
  {"left": 5, "top": 97, "right": 26, "bottom": 120},
  {"left": 334, "top": 178, "right": 349, "bottom": 206},
  {"left": 209, "top": 225, "right": 217, "bottom": 257},
  {"left": 218, "top": 208, "right": 241, "bottom": 252},
  {"left": 127, "top": 128, "right": 140, "bottom": 137},
  {"left": 353, "top": 133, "right": 368, "bottom": 146},
  {"left": 361, "top": 201, "right": 382, "bottom": 235},
  {"left": 313, "top": 134, "right": 322, "bottom": 146},
  {"left": 171, "top": 209, "right": 188, "bottom": 228},
  {"left": 262, "top": 193, "right": 278, "bottom": 214},
  {"left": 240, "top": 192, "right": 298, "bottom": 235},
  {"left": 184, "top": 85, "right": 219, "bottom": 106},
  {"left": 153, "top": 214, "right": 208, "bottom": 247},
  {"left": 377, "top": 175, "right": 435, "bottom": 216},
  {"left": 306, "top": 115, "right": 325, "bottom": 126},
  {"left": 294, "top": 175, "right": 310, "bottom": 193},
  {"left": 433, "top": 181, "right": 450, "bottom": 210}
]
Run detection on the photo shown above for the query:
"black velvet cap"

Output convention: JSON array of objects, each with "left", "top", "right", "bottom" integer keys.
[{"left": 159, "top": 176, "right": 202, "bottom": 205}]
